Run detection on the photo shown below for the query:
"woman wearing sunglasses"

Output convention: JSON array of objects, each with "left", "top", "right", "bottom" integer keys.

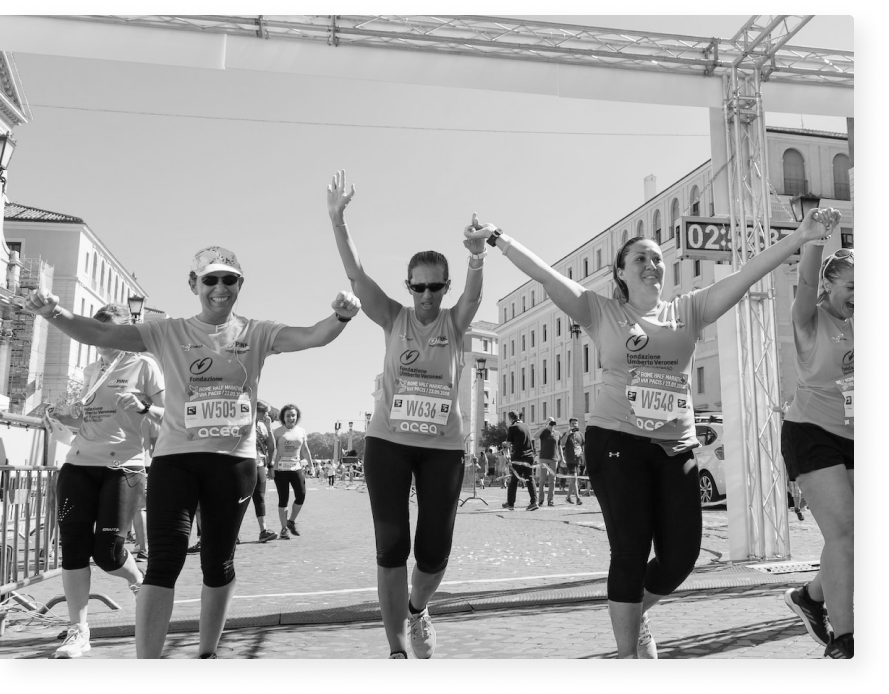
[
  {"left": 24, "top": 246, "right": 361, "bottom": 659},
  {"left": 327, "top": 170, "right": 484, "bottom": 659},
  {"left": 465, "top": 207, "right": 838, "bottom": 658},
  {"left": 782, "top": 243, "right": 854, "bottom": 659}
]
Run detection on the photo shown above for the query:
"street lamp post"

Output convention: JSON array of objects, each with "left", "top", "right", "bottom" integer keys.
[
  {"left": 789, "top": 193, "right": 821, "bottom": 223},
  {"left": 475, "top": 357, "right": 487, "bottom": 457},
  {"left": 0, "top": 133, "right": 17, "bottom": 195},
  {"left": 569, "top": 323, "right": 585, "bottom": 423},
  {"left": 127, "top": 295, "right": 145, "bottom": 324},
  {"left": 364, "top": 411, "right": 371, "bottom": 432}
]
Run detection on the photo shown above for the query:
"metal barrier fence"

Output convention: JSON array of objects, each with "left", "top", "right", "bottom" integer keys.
[
  {"left": 0, "top": 412, "right": 61, "bottom": 609},
  {"left": 459, "top": 454, "right": 487, "bottom": 507}
]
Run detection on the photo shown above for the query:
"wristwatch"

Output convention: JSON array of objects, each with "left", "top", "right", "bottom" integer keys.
[
  {"left": 485, "top": 228, "right": 503, "bottom": 248},
  {"left": 136, "top": 400, "right": 151, "bottom": 415}
]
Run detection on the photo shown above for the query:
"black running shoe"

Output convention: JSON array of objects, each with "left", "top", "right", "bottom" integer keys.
[
  {"left": 784, "top": 585, "right": 831, "bottom": 647},
  {"left": 186, "top": 540, "right": 201, "bottom": 555},
  {"left": 824, "top": 633, "right": 853, "bottom": 659}
]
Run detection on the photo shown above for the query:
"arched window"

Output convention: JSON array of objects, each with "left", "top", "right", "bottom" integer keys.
[
  {"left": 833, "top": 153, "right": 850, "bottom": 200},
  {"left": 636, "top": 219, "right": 645, "bottom": 237},
  {"left": 100, "top": 261, "right": 105, "bottom": 289},
  {"left": 621, "top": 229, "right": 629, "bottom": 245},
  {"left": 783, "top": 148, "right": 807, "bottom": 197},
  {"left": 84, "top": 252, "right": 89, "bottom": 276},
  {"left": 653, "top": 210, "right": 662, "bottom": 244},
  {"left": 689, "top": 187, "right": 699, "bottom": 216},
  {"left": 92, "top": 252, "right": 98, "bottom": 281},
  {"left": 671, "top": 198, "right": 681, "bottom": 239}
]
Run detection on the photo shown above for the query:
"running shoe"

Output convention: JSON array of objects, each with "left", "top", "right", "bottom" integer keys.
[
  {"left": 279, "top": 528, "right": 291, "bottom": 540},
  {"left": 824, "top": 633, "right": 853, "bottom": 659},
  {"left": 637, "top": 613, "right": 658, "bottom": 659},
  {"left": 136, "top": 549, "right": 149, "bottom": 561},
  {"left": 576, "top": 499, "right": 583, "bottom": 506},
  {"left": 258, "top": 529, "right": 278, "bottom": 543},
  {"left": 199, "top": 653, "right": 218, "bottom": 659},
  {"left": 287, "top": 520, "right": 300, "bottom": 536},
  {"left": 784, "top": 586, "right": 831, "bottom": 647},
  {"left": 547, "top": 501, "right": 555, "bottom": 507},
  {"left": 526, "top": 502, "right": 539, "bottom": 511},
  {"left": 186, "top": 540, "right": 201, "bottom": 554},
  {"left": 565, "top": 497, "right": 576, "bottom": 504},
  {"left": 408, "top": 606, "right": 436, "bottom": 659},
  {"left": 54, "top": 625, "right": 91, "bottom": 659},
  {"left": 388, "top": 652, "right": 408, "bottom": 659},
  {"left": 501, "top": 503, "right": 515, "bottom": 510}
]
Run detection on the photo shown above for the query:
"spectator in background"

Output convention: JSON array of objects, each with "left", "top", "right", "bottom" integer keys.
[
  {"left": 503, "top": 411, "right": 537, "bottom": 511},
  {"left": 252, "top": 401, "right": 278, "bottom": 543},
  {"left": 561, "top": 417, "right": 585, "bottom": 505},
  {"left": 534, "top": 418, "right": 562, "bottom": 507}
]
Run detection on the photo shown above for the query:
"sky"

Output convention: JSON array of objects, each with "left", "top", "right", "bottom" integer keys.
[{"left": 2, "top": 12, "right": 857, "bottom": 436}]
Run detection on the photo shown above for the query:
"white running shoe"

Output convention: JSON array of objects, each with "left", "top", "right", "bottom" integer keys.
[
  {"left": 637, "top": 613, "right": 658, "bottom": 659},
  {"left": 408, "top": 606, "right": 436, "bottom": 659},
  {"left": 54, "top": 625, "right": 91, "bottom": 659}
]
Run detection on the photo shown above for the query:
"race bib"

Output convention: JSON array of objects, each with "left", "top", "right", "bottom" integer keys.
[
  {"left": 277, "top": 458, "right": 301, "bottom": 471},
  {"left": 626, "top": 367, "right": 689, "bottom": 431},
  {"left": 836, "top": 374, "right": 854, "bottom": 425},
  {"left": 389, "top": 393, "right": 451, "bottom": 436},
  {"left": 185, "top": 390, "right": 253, "bottom": 441}
]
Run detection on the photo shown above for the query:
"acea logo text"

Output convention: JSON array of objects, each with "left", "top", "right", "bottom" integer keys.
[
  {"left": 626, "top": 334, "right": 649, "bottom": 352},
  {"left": 400, "top": 350, "right": 420, "bottom": 365},
  {"left": 190, "top": 357, "right": 213, "bottom": 375}
]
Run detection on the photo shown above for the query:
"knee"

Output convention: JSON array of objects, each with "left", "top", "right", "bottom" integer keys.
[
  {"left": 376, "top": 538, "right": 411, "bottom": 569},
  {"left": 92, "top": 533, "right": 128, "bottom": 573},
  {"left": 202, "top": 558, "right": 236, "bottom": 588},
  {"left": 59, "top": 525, "right": 92, "bottom": 571},
  {"left": 414, "top": 549, "right": 449, "bottom": 575}
]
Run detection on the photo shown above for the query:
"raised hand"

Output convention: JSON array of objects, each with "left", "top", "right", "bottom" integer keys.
[
  {"left": 463, "top": 213, "right": 489, "bottom": 254},
  {"left": 22, "top": 288, "right": 62, "bottom": 319},
  {"left": 332, "top": 290, "right": 362, "bottom": 320},
  {"left": 798, "top": 207, "right": 841, "bottom": 245},
  {"left": 327, "top": 170, "right": 356, "bottom": 223}
]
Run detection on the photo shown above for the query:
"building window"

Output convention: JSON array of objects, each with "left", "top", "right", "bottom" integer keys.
[
  {"left": 531, "top": 330, "right": 535, "bottom": 348},
  {"left": 511, "top": 303, "right": 515, "bottom": 319},
  {"left": 833, "top": 153, "right": 851, "bottom": 200},
  {"left": 653, "top": 209, "right": 662, "bottom": 244},
  {"left": 521, "top": 368, "right": 526, "bottom": 391},
  {"left": 511, "top": 340, "right": 515, "bottom": 356},
  {"left": 583, "top": 258, "right": 589, "bottom": 277},
  {"left": 531, "top": 363, "right": 535, "bottom": 388},
  {"left": 621, "top": 229, "right": 628, "bottom": 244},
  {"left": 543, "top": 324, "right": 547, "bottom": 342},
  {"left": 483, "top": 339, "right": 489, "bottom": 352},
  {"left": 596, "top": 249, "right": 602, "bottom": 270},
  {"left": 584, "top": 344, "right": 589, "bottom": 373},
  {"left": 673, "top": 261, "right": 681, "bottom": 287},
  {"left": 783, "top": 148, "right": 807, "bottom": 197},
  {"left": 503, "top": 375, "right": 507, "bottom": 393},
  {"left": 503, "top": 308, "right": 508, "bottom": 323},
  {"left": 84, "top": 252, "right": 89, "bottom": 275},
  {"left": 637, "top": 220, "right": 645, "bottom": 237},
  {"left": 694, "top": 259, "right": 702, "bottom": 278},
  {"left": 543, "top": 359, "right": 548, "bottom": 385},
  {"left": 671, "top": 198, "right": 681, "bottom": 239},
  {"left": 543, "top": 401, "right": 547, "bottom": 420},
  {"left": 510, "top": 372, "right": 514, "bottom": 395},
  {"left": 584, "top": 391, "right": 590, "bottom": 413},
  {"left": 568, "top": 267, "right": 573, "bottom": 280},
  {"left": 556, "top": 354, "right": 561, "bottom": 381},
  {"left": 689, "top": 187, "right": 699, "bottom": 216},
  {"left": 531, "top": 290, "right": 535, "bottom": 307},
  {"left": 556, "top": 398, "right": 562, "bottom": 419},
  {"left": 697, "top": 366, "right": 705, "bottom": 394},
  {"left": 556, "top": 318, "right": 561, "bottom": 337},
  {"left": 81, "top": 298, "right": 86, "bottom": 316},
  {"left": 77, "top": 342, "right": 82, "bottom": 367}
]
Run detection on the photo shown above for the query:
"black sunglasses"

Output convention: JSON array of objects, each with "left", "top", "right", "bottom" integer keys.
[
  {"left": 406, "top": 282, "right": 448, "bottom": 293},
  {"left": 200, "top": 275, "right": 240, "bottom": 286}
]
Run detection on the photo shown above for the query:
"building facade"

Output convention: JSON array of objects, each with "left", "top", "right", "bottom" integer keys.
[
  {"left": 496, "top": 127, "right": 853, "bottom": 430},
  {"left": 372, "top": 319, "right": 499, "bottom": 454},
  {"left": 3, "top": 203, "right": 152, "bottom": 406}
]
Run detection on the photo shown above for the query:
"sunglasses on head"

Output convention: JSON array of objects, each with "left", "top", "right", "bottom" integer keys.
[
  {"left": 821, "top": 248, "right": 854, "bottom": 278},
  {"left": 406, "top": 281, "right": 448, "bottom": 293},
  {"left": 200, "top": 274, "right": 240, "bottom": 286}
]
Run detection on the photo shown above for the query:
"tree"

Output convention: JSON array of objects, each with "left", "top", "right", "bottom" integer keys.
[{"left": 480, "top": 421, "right": 508, "bottom": 450}]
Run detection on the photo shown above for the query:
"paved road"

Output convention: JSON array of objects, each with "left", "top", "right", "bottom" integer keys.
[{"left": 0, "top": 474, "right": 831, "bottom": 662}]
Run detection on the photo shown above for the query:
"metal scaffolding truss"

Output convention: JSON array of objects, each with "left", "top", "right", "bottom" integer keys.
[{"left": 47, "top": 14, "right": 854, "bottom": 87}]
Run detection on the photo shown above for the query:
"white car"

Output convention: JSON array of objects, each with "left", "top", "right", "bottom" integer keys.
[{"left": 694, "top": 417, "right": 725, "bottom": 504}]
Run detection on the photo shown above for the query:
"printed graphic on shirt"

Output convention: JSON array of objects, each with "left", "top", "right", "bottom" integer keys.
[
  {"left": 626, "top": 367, "right": 689, "bottom": 431},
  {"left": 836, "top": 374, "right": 854, "bottom": 425}
]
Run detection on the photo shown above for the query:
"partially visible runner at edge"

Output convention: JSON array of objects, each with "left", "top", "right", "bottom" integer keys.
[
  {"left": 252, "top": 400, "right": 278, "bottom": 543},
  {"left": 271, "top": 403, "right": 314, "bottom": 539}
]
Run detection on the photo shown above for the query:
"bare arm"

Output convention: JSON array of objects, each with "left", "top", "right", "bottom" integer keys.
[
  {"left": 701, "top": 208, "right": 839, "bottom": 324},
  {"left": 327, "top": 170, "right": 402, "bottom": 333},
  {"left": 467, "top": 223, "right": 593, "bottom": 327},
  {"left": 272, "top": 290, "right": 362, "bottom": 353},
  {"left": 300, "top": 432, "right": 314, "bottom": 467},
  {"left": 23, "top": 289, "right": 146, "bottom": 351},
  {"left": 791, "top": 240, "right": 827, "bottom": 332},
  {"left": 450, "top": 214, "right": 487, "bottom": 335}
]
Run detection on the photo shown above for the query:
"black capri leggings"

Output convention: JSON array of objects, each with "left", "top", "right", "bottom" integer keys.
[
  {"left": 586, "top": 426, "right": 701, "bottom": 603},
  {"left": 363, "top": 436, "right": 464, "bottom": 574},
  {"left": 252, "top": 464, "right": 267, "bottom": 517},
  {"left": 143, "top": 453, "right": 255, "bottom": 589},
  {"left": 274, "top": 469, "right": 306, "bottom": 506},
  {"left": 57, "top": 463, "right": 144, "bottom": 572}
]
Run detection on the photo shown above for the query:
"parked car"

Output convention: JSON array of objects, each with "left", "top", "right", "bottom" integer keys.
[{"left": 694, "top": 417, "right": 725, "bottom": 504}]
